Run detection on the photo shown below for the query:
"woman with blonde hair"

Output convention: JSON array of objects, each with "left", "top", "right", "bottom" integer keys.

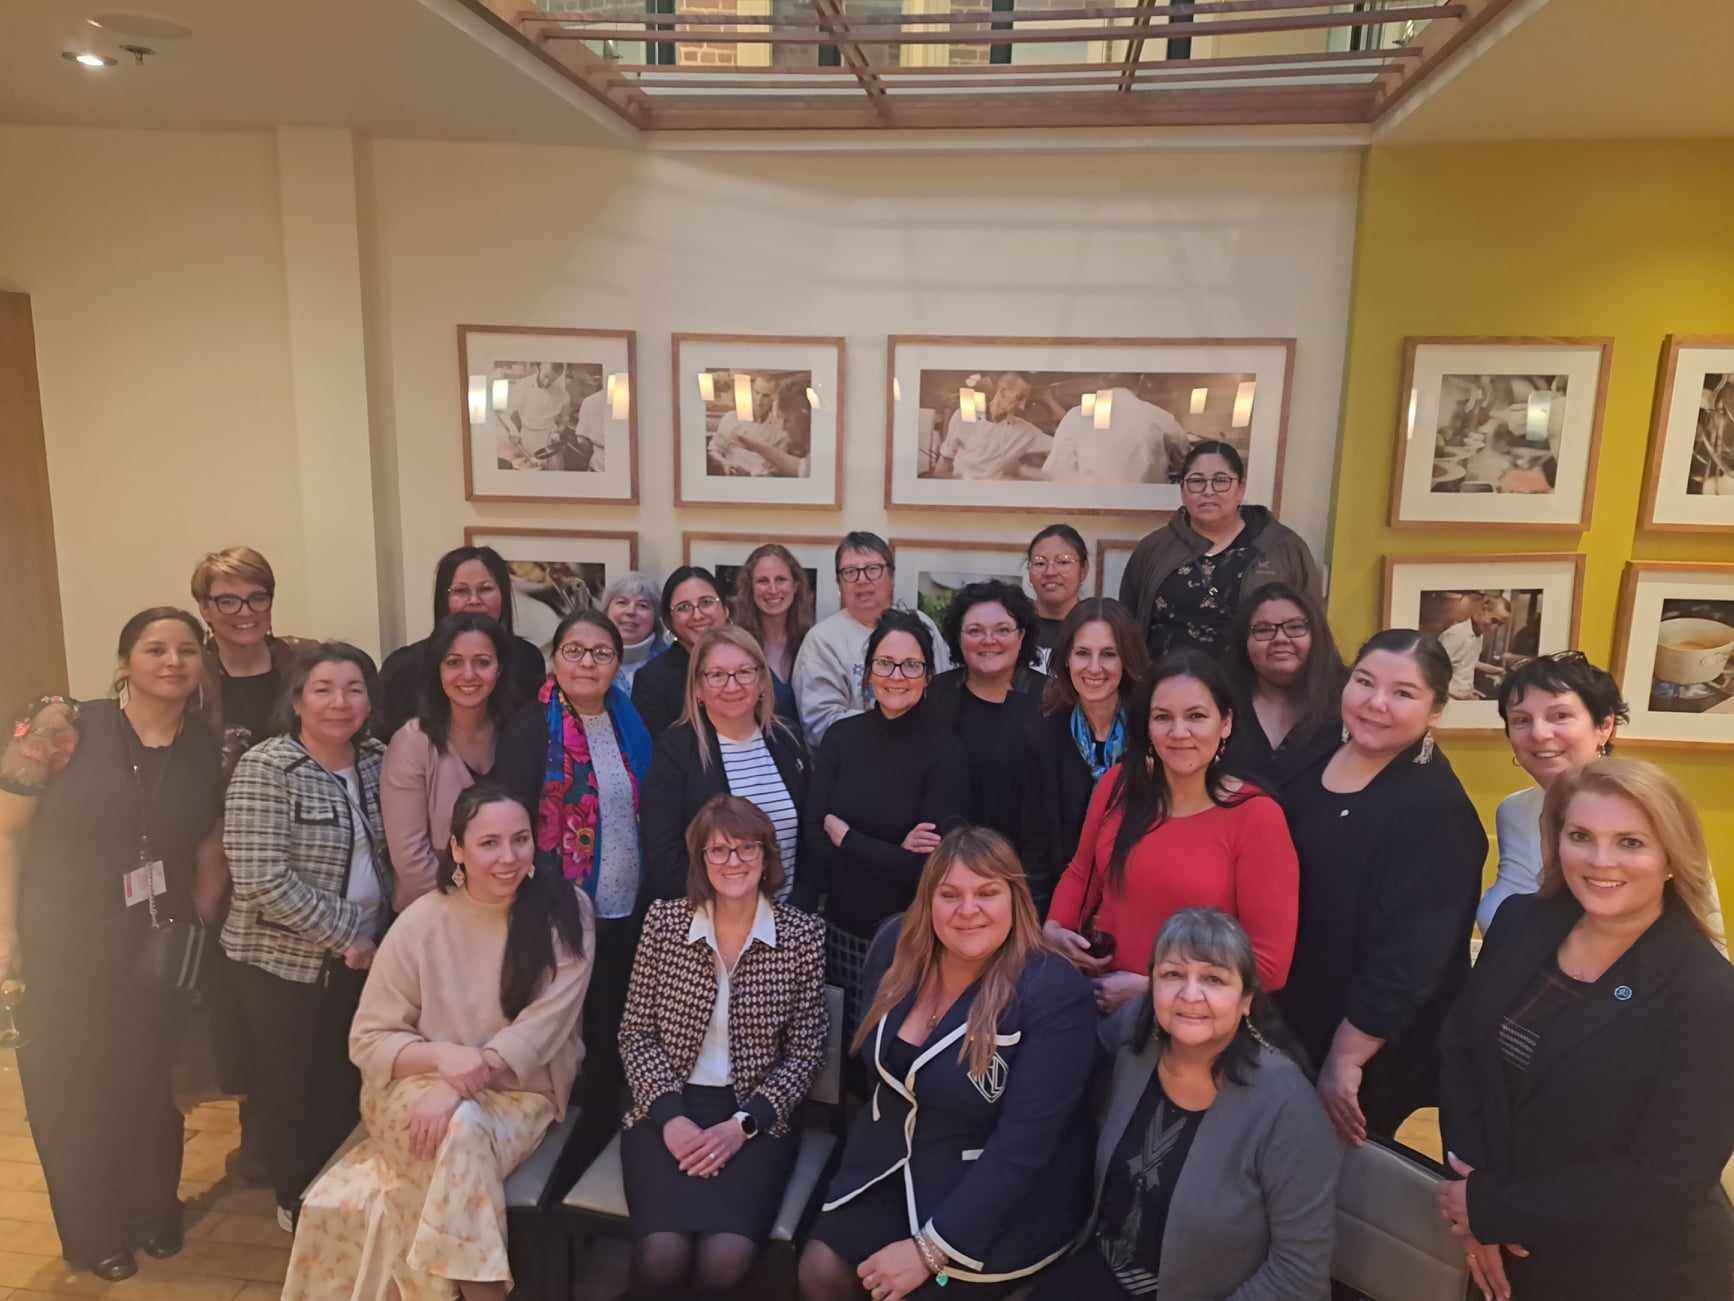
[
  {"left": 641, "top": 626, "right": 811, "bottom": 907},
  {"left": 799, "top": 827, "right": 1096, "bottom": 1299},
  {"left": 1438, "top": 758, "right": 1734, "bottom": 1301}
]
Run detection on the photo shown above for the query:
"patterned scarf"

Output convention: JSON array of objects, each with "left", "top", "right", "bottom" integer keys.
[
  {"left": 1070, "top": 704, "right": 1127, "bottom": 780},
  {"left": 536, "top": 679, "right": 652, "bottom": 896}
]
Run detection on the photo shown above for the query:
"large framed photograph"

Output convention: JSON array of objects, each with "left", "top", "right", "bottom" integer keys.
[
  {"left": 885, "top": 336, "right": 1295, "bottom": 515},
  {"left": 1612, "top": 561, "right": 1734, "bottom": 748},
  {"left": 463, "top": 527, "right": 638, "bottom": 664},
  {"left": 1639, "top": 335, "right": 1734, "bottom": 533},
  {"left": 682, "top": 532, "right": 841, "bottom": 621},
  {"left": 1096, "top": 538, "right": 1141, "bottom": 604},
  {"left": 1382, "top": 553, "right": 1585, "bottom": 733},
  {"left": 1389, "top": 337, "right": 1612, "bottom": 529},
  {"left": 458, "top": 325, "right": 637, "bottom": 504},
  {"left": 889, "top": 540, "right": 1033, "bottom": 629},
  {"left": 672, "top": 334, "right": 845, "bottom": 509}
]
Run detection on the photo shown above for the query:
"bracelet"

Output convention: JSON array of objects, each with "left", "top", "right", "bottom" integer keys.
[{"left": 914, "top": 1232, "right": 949, "bottom": 1287}]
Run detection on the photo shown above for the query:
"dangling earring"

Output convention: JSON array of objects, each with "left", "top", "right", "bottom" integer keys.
[
  {"left": 527, "top": 862, "right": 536, "bottom": 879},
  {"left": 452, "top": 865, "right": 467, "bottom": 889},
  {"left": 1512, "top": 754, "right": 1522, "bottom": 767},
  {"left": 1341, "top": 723, "right": 1350, "bottom": 744},
  {"left": 1242, "top": 1015, "right": 1271, "bottom": 1049},
  {"left": 1414, "top": 731, "right": 1436, "bottom": 765}
]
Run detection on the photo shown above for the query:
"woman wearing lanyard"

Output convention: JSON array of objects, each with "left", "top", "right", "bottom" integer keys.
[{"left": 3, "top": 609, "right": 225, "bottom": 1280}]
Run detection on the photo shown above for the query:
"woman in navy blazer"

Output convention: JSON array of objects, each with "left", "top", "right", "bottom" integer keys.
[
  {"left": 799, "top": 826, "right": 1097, "bottom": 1299},
  {"left": 1438, "top": 759, "right": 1734, "bottom": 1301}
]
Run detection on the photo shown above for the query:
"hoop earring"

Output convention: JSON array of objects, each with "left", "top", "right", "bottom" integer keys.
[{"left": 1414, "top": 731, "right": 1436, "bottom": 765}]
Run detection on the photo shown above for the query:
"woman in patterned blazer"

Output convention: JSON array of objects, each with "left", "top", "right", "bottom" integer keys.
[{"left": 618, "top": 794, "right": 828, "bottom": 1297}]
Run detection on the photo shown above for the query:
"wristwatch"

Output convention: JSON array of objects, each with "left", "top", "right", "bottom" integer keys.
[{"left": 733, "top": 1110, "right": 759, "bottom": 1139}]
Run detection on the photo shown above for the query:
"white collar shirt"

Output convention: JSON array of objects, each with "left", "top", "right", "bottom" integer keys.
[{"left": 685, "top": 894, "right": 779, "bottom": 1087}]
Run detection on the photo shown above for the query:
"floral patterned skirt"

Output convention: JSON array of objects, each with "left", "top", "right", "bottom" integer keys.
[{"left": 281, "top": 1077, "right": 556, "bottom": 1300}]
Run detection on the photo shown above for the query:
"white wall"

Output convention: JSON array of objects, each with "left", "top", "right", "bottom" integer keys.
[{"left": 364, "top": 139, "right": 1361, "bottom": 648}]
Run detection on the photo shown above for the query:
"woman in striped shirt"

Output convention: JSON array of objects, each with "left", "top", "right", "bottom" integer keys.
[{"left": 641, "top": 626, "right": 813, "bottom": 909}]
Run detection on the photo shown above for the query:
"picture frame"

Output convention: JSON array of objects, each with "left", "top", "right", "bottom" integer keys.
[
  {"left": 889, "top": 539, "right": 1034, "bottom": 631},
  {"left": 1638, "top": 335, "right": 1734, "bottom": 533},
  {"left": 1096, "top": 538, "right": 1141, "bottom": 603},
  {"left": 1381, "top": 553, "right": 1585, "bottom": 733},
  {"left": 884, "top": 336, "right": 1295, "bottom": 515},
  {"left": 458, "top": 325, "right": 638, "bottom": 504},
  {"left": 682, "top": 531, "right": 842, "bottom": 621},
  {"left": 672, "top": 333, "right": 846, "bottom": 509},
  {"left": 1388, "top": 336, "right": 1612, "bottom": 530},
  {"left": 1611, "top": 561, "right": 1734, "bottom": 749},
  {"left": 462, "top": 527, "right": 638, "bottom": 663}
]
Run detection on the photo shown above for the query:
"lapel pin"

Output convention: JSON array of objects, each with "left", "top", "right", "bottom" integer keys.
[{"left": 1614, "top": 985, "right": 1633, "bottom": 1002}]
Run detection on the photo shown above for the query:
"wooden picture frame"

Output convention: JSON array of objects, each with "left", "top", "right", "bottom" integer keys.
[
  {"left": 671, "top": 333, "right": 846, "bottom": 510},
  {"left": 1638, "top": 334, "right": 1734, "bottom": 533},
  {"left": 884, "top": 335, "right": 1295, "bottom": 516},
  {"left": 462, "top": 526, "right": 639, "bottom": 661},
  {"left": 1610, "top": 560, "right": 1734, "bottom": 749},
  {"left": 1380, "top": 552, "right": 1585, "bottom": 734},
  {"left": 682, "top": 531, "right": 843, "bottom": 620},
  {"left": 1387, "top": 336, "right": 1612, "bottom": 530},
  {"left": 458, "top": 324, "right": 638, "bottom": 505},
  {"left": 1095, "top": 538, "right": 1141, "bottom": 602}
]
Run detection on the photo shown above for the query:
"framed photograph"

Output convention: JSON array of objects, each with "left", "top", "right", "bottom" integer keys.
[
  {"left": 889, "top": 539, "right": 1033, "bottom": 630},
  {"left": 1096, "top": 539, "right": 1140, "bottom": 604},
  {"left": 885, "top": 336, "right": 1295, "bottom": 515},
  {"left": 672, "top": 334, "right": 845, "bottom": 509},
  {"left": 462, "top": 527, "right": 637, "bottom": 663},
  {"left": 1388, "top": 337, "right": 1612, "bottom": 529},
  {"left": 1612, "top": 561, "right": 1734, "bottom": 748},
  {"left": 1639, "top": 335, "right": 1734, "bottom": 533},
  {"left": 682, "top": 532, "right": 841, "bottom": 621},
  {"left": 1382, "top": 553, "right": 1585, "bottom": 733},
  {"left": 458, "top": 325, "right": 637, "bottom": 504}
]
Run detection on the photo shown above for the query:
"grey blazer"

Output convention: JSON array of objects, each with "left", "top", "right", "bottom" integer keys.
[{"left": 1088, "top": 1029, "right": 1340, "bottom": 1300}]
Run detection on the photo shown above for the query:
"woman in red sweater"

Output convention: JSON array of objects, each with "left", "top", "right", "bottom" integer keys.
[{"left": 1045, "top": 650, "right": 1299, "bottom": 1015}]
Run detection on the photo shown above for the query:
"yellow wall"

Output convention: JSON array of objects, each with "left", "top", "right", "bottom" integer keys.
[{"left": 1330, "top": 140, "right": 1734, "bottom": 905}]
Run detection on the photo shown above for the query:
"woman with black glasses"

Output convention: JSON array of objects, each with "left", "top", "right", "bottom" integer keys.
[
  {"left": 631, "top": 566, "right": 731, "bottom": 742},
  {"left": 1025, "top": 524, "right": 1090, "bottom": 676},
  {"left": 1224, "top": 581, "right": 1349, "bottom": 791}
]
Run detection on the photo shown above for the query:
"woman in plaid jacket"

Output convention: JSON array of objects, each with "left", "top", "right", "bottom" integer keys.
[{"left": 618, "top": 794, "right": 828, "bottom": 1297}]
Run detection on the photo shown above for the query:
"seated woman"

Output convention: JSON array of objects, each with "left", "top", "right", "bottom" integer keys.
[
  {"left": 1224, "top": 580, "right": 1348, "bottom": 791},
  {"left": 382, "top": 612, "right": 517, "bottom": 909},
  {"left": 1046, "top": 651, "right": 1299, "bottom": 1013},
  {"left": 619, "top": 796, "right": 828, "bottom": 1298},
  {"left": 1439, "top": 759, "right": 1734, "bottom": 1301},
  {"left": 1033, "top": 908, "right": 1339, "bottom": 1299},
  {"left": 799, "top": 827, "right": 1097, "bottom": 1299},
  {"left": 283, "top": 783, "right": 594, "bottom": 1301},
  {"left": 641, "top": 627, "right": 811, "bottom": 907}
]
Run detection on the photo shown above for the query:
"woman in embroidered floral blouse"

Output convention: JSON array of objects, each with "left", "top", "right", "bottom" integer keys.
[{"left": 498, "top": 608, "right": 652, "bottom": 1158}]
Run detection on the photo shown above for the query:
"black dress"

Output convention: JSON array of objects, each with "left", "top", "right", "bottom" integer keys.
[
  {"left": 1145, "top": 532, "right": 1263, "bottom": 661},
  {"left": 1274, "top": 738, "right": 1485, "bottom": 1135},
  {"left": 14, "top": 701, "right": 222, "bottom": 1265},
  {"left": 925, "top": 668, "right": 1042, "bottom": 852}
]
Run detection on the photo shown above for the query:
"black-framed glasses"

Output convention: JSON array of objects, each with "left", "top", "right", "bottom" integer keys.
[
  {"left": 838, "top": 563, "right": 888, "bottom": 583},
  {"left": 556, "top": 644, "right": 618, "bottom": 665},
  {"left": 1249, "top": 618, "right": 1311, "bottom": 642},
  {"left": 869, "top": 656, "right": 927, "bottom": 680},
  {"left": 1181, "top": 473, "right": 1240, "bottom": 494},
  {"left": 701, "top": 666, "right": 762, "bottom": 690},
  {"left": 207, "top": 591, "right": 273, "bottom": 615},
  {"left": 447, "top": 582, "right": 501, "bottom": 603},
  {"left": 703, "top": 842, "right": 764, "bottom": 866},
  {"left": 671, "top": 595, "right": 724, "bottom": 618}
]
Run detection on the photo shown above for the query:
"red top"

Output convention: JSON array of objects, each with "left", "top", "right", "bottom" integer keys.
[{"left": 1048, "top": 765, "right": 1300, "bottom": 991}]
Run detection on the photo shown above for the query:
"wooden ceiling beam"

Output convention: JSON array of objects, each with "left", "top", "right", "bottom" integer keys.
[
  {"left": 615, "top": 62, "right": 1388, "bottom": 90},
  {"left": 608, "top": 47, "right": 1422, "bottom": 77},
  {"left": 808, "top": 0, "right": 892, "bottom": 118},
  {"left": 1371, "top": 0, "right": 1522, "bottom": 120}
]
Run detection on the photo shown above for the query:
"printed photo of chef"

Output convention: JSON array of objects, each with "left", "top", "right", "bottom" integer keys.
[
  {"left": 699, "top": 367, "right": 814, "bottom": 479},
  {"left": 1429, "top": 372, "right": 1566, "bottom": 495},
  {"left": 1418, "top": 586, "right": 1543, "bottom": 701},
  {"left": 487, "top": 359, "right": 609, "bottom": 473}
]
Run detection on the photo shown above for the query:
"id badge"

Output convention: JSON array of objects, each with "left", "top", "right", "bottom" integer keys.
[{"left": 122, "top": 860, "right": 168, "bottom": 907}]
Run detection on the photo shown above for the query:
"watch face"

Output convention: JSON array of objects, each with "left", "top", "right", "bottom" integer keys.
[{"left": 737, "top": 1112, "right": 758, "bottom": 1136}]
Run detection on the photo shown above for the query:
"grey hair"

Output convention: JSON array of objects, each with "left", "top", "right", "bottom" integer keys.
[
  {"left": 1149, "top": 907, "right": 1259, "bottom": 990},
  {"left": 601, "top": 572, "right": 664, "bottom": 633}
]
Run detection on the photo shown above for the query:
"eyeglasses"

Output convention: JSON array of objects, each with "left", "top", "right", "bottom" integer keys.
[
  {"left": 207, "top": 592, "right": 273, "bottom": 615},
  {"left": 671, "top": 595, "right": 724, "bottom": 618},
  {"left": 869, "top": 656, "right": 928, "bottom": 680},
  {"left": 556, "top": 644, "right": 618, "bottom": 665},
  {"left": 963, "top": 624, "right": 1018, "bottom": 642},
  {"left": 704, "top": 842, "right": 765, "bottom": 866},
  {"left": 701, "top": 665, "right": 762, "bottom": 690},
  {"left": 1249, "top": 619, "right": 1311, "bottom": 642},
  {"left": 448, "top": 582, "right": 501, "bottom": 603},
  {"left": 1181, "top": 473, "right": 1240, "bottom": 494},
  {"left": 837, "top": 563, "right": 888, "bottom": 583},
  {"left": 1025, "top": 556, "right": 1080, "bottom": 574}
]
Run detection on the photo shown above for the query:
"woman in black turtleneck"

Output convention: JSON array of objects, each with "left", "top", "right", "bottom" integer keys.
[{"left": 804, "top": 610, "right": 968, "bottom": 1042}]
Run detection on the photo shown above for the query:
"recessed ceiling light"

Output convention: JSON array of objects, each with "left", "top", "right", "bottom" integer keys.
[
  {"left": 63, "top": 50, "right": 117, "bottom": 67},
  {"left": 86, "top": 13, "right": 192, "bottom": 39}
]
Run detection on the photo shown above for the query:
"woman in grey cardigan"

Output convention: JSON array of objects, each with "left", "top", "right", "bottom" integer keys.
[{"left": 1033, "top": 908, "right": 1339, "bottom": 1300}]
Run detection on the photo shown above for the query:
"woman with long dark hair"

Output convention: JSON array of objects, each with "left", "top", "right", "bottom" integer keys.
[
  {"left": 378, "top": 545, "right": 547, "bottom": 739},
  {"left": 382, "top": 612, "right": 518, "bottom": 908},
  {"left": 1046, "top": 651, "right": 1299, "bottom": 1013},
  {"left": 5, "top": 609, "right": 225, "bottom": 1280},
  {"left": 284, "top": 783, "right": 594, "bottom": 1301},
  {"left": 799, "top": 827, "right": 1096, "bottom": 1298},
  {"left": 730, "top": 542, "right": 815, "bottom": 688},
  {"left": 1225, "top": 580, "right": 1348, "bottom": 790}
]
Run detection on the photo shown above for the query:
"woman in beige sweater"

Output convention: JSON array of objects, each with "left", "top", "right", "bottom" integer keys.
[{"left": 283, "top": 783, "right": 594, "bottom": 1301}]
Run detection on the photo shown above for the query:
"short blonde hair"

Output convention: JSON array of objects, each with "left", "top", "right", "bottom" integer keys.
[
  {"left": 680, "top": 626, "right": 779, "bottom": 770},
  {"left": 191, "top": 546, "right": 276, "bottom": 603},
  {"left": 1539, "top": 758, "right": 1724, "bottom": 949}
]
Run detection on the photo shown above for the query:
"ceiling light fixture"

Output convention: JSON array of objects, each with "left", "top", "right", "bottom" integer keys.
[{"left": 63, "top": 50, "right": 117, "bottom": 67}]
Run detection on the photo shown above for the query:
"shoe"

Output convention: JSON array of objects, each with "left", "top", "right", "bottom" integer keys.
[
  {"left": 138, "top": 1224, "right": 183, "bottom": 1260},
  {"left": 276, "top": 1204, "right": 296, "bottom": 1234},
  {"left": 91, "top": 1251, "right": 138, "bottom": 1282}
]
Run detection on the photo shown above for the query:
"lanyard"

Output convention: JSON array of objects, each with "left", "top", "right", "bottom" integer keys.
[{"left": 121, "top": 709, "right": 181, "bottom": 865}]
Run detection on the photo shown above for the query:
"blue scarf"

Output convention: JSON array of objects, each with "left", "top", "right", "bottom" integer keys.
[{"left": 1070, "top": 705, "right": 1126, "bottom": 780}]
